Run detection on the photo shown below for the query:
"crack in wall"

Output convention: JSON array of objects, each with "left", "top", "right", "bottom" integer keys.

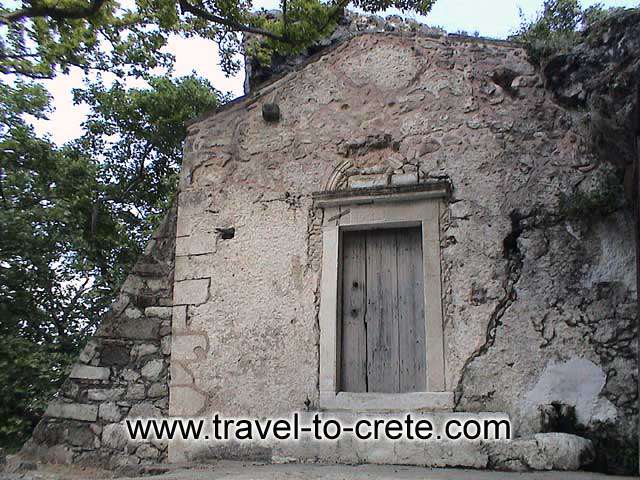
[{"left": 454, "top": 209, "right": 527, "bottom": 408}]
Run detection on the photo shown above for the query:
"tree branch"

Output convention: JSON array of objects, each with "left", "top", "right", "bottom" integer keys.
[
  {"left": 316, "top": 0, "right": 350, "bottom": 34},
  {"left": 177, "top": 0, "right": 286, "bottom": 42},
  {"left": 1, "top": 0, "right": 107, "bottom": 24}
]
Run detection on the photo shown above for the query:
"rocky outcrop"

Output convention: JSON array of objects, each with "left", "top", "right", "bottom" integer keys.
[
  {"left": 542, "top": 8, "right": 639, "bottom": 196},
  {"left": 19, "top": 206, "right": 176, "bottom": 470}
]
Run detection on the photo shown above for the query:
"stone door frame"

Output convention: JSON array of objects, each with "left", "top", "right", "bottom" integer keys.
[{"left": 313, "top": 183, "right": 453, "bottom": 412}]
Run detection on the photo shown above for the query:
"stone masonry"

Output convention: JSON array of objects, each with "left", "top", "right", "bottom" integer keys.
[
  {"left": 20, "top": 206, "right": 177, "bottom": 470},
  {"left": 175, "top": 29, "right": 636, "bottom": 473}
]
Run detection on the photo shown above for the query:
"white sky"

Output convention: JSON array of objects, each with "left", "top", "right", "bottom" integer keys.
[{"left": 30, "top": 0, "right": 638, "bottom": 145}]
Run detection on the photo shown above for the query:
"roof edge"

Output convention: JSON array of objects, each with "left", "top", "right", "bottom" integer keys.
[{"left": 185, "top": 30, "right": 525, "bottom": 128}]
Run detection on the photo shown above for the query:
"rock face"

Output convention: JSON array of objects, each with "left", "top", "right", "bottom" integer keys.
[
  {"left": 20, "top": 207, "right": 176, "bottom": 469},
  {"left": 178, "top": 29, "right": 636, "bottom": 473},
  {"left": 543, "top": 9, "right": 639, "bottom": 197}
]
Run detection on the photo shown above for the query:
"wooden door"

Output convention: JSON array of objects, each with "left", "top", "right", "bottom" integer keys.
[{"left": 340, "top": 227, "right": 426, "bottom": 393}]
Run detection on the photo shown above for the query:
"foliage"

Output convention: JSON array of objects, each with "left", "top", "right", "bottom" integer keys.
[
  {"left": 0, "top": 76, "right": 221, "bottom": 449},
  {"left": 511, "top": 0, "right": 606, "bottom": 66},
  {"left": 0, "top": 0, "right": 437, "bottom": 78}
]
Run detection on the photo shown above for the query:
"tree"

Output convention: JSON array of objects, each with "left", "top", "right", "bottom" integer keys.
[
  {"left": 0, "top": 0, "right": 437, "bottom": 78},
  {"left": 511, "top": 0, "right": 607, "bottom": 65},
  {"left": 0, "top": 76, "right": 222, "bottom": 448}
]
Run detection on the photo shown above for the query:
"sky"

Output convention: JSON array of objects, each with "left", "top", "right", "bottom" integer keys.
[{"left": 29, "top": 0, "right": 638, "bottom": 145}]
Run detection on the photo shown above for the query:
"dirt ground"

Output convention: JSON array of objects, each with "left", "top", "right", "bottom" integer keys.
[{"left": 1, "top": 461, "right": 638, "bottom": 480}]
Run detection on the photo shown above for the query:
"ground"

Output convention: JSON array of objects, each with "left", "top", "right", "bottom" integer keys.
[{"left": 1, "top": 461, "right": 638, "bottom": 480}]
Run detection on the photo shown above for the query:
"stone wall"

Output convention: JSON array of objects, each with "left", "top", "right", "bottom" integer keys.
[
  {"left": 20, "top": 206, "right": 177, "bottom": 470},
  {"left": 177, "top": 31, "right": 636, "bottom": 473}
]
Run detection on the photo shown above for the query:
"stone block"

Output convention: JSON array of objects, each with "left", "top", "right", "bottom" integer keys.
[
  {"left": 172, "top": 334, "right": 207, "bottom": 361},
  {"left": 67, "top": 425, "right": 95, "bottom": 448},
  {"left": 144, "top": 306, "right": 172, "bottom": 319},
  {"left": 141, "top": 359, "right": 164, "bottom": 380},
  {"left": 45, "top": 402, "right": 98, "bottom": 422},
  {"left": 86, "top": 388, "right": 125, "bottom": 402},
  {"left": 78, "top": 340, "right": 99, "bottom": 364},
  {"left": 113, "top": 318, "right": 160, "bottom": 340},
  {"left": 172, "top": 306, "right": 188, "bottom": 331},
  {"left": 159, "top": 319, "right": 172, "bottom": 337},
  {"left": 126, "top": 384, "right": 147, "bottom": 400},
  {"left": 348, "top": 174, "right": 388, "bottom": 189},
  {"left": 391, "top": 172, "right": 418, "bottom": 186},
  {"left": 175, "top": 254, "right": 216, "bottom": 281},
  {"left": 148, "top": 383, "right": 168, "bottom": 398},
  {"left": 121, "top": 368, "right": 141, "bottom": 382},
  {"left": 528, "top": 433, "right": 595, "bottom": 470},
  {"left": 170, "top": 362, "right": 194, "bottom": 386},
  {"left": 131, "top": 343, "right": 158, "bottom": 358},
  {"left": 135, "top": 444, "right": 160, "bottom": 461},
  {"left": 99, "top": 402, "right": 122, "bottom": 422},
  {"left": 102, "top": 423, "right": 129, "bottom": 450},
  {"left": 169, "top": 386, "right": 206, "bottom": 416},
  {"left": 175, "top": 234, "right": 217, "bottom": 256},
  {"left": 128, "top": 402, "right": 161, "bottom": 419},
  {"left": 69, "top": 365, "right": 110, "bottom": 381},
  {"left": 173, "top": 279, "right": 209, "bottom": 305}
]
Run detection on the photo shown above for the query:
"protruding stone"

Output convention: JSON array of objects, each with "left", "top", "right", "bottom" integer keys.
[
  {"left": 69, "top": 365, "right": 110, "bottom": 381},
  {"left": 45, "top": 403, "right": 98, "bottom": 422},
  {"left": 78, "top": 340, "right": 99, "bottom": 364},
  {"left": 99, "top": 402, "right": 122, "bottom": 422},
  {"left": 124, "top": 307, "right": 143, "bottom": 319},
  {"left": 87, "top": 388, "right": 125, "bottom": 402},
  {"left": 122, "top": 368, "right": 141, "bottom": 382},
  {"left": 141, "top": 359, "right": 164, "bottom": 380}
]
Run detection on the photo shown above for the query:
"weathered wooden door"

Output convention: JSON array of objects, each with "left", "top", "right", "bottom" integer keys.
[{"left": 340, "top": 227, "right": 426, "bottom": 393}]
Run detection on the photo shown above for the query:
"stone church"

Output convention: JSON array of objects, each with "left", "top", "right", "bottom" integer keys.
[{"left": 21, "top": 13, "right": 638, "bottom": 475}]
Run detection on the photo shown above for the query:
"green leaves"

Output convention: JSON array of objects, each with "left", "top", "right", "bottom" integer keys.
[
  {"left": 511, "top": 0, "right": 606, "bottom": 66},
  {"left": 1, "top": 0, "right": 437, "bottom": 78},
  {"left": 0, "top": 75, "right": 222, "bottom": 448}
]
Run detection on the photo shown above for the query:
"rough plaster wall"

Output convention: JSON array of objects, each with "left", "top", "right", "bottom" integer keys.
[
  {"left": 21, "top": 206, "right": 177, "bottom": 470},
  {"left": 174, "top": 33, "right": 636, "bottom": 471}
]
